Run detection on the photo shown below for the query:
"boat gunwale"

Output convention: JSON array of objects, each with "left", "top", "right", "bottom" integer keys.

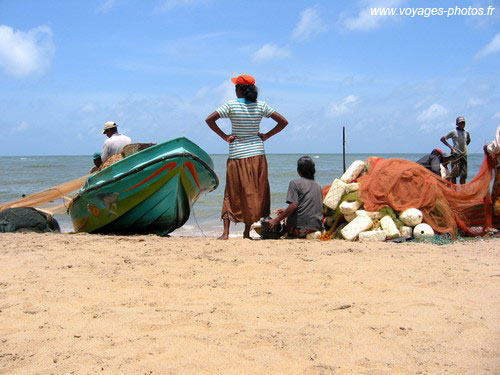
[{"left": 70, "top": 152, "right": 219, "bottom": 207}]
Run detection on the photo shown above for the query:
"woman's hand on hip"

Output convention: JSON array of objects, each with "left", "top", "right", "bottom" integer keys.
[
  {"left": 224, "top": 134, "right": 237, "bottom": 143},
  {"left": 258, "top": 132, "right": 269, "bottom": 141}
]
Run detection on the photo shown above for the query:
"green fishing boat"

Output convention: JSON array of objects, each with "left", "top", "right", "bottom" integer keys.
[{"left": 68, "top": 137, "right": 218, "bottom": 235}]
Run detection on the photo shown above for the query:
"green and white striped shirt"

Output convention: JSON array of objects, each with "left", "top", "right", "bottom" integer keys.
[{"left": 216, "top": 99, "right": 275, "bottom": 159}]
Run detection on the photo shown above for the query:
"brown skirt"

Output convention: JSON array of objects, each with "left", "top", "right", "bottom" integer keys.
[
  {"left": 494, "top": 166, "right": 500, "bottom": 217},
  {"left": 221, "top": 155, "right": 270, "bottom": 224}
]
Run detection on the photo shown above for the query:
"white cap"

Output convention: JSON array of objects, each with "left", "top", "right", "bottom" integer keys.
[{"left": 102, "top": 121, "right": 117, "bottom": 134}]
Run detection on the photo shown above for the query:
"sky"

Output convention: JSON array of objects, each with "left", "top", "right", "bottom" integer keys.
[{"left": 0, "top": 0, "right": 499, "bottom": 156}]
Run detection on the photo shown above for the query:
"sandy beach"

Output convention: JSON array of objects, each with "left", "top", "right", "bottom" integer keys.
[{"left": 0, "top": 233, "right": 498, "bottom": 374}]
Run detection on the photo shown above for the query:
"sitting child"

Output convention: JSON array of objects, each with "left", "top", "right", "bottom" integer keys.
[{"left": 268, "top": 156, "right": 323, "bottom": 238}]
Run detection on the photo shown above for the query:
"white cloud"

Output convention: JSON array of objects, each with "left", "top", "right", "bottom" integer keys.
[
  {"left": 476, "top": 33, "right": 500, "bottom": 58},
  {"left": 327, "top": 95, "right": 359, "bottom": 117},
  {"left": 292, "top": 7, "right": 327, "bottom": 40},
  {"left": 81, "top": 103, "right": 97, "bottom": 113},
  {"left": 12, "top": 121, "right": 29, "bottom": 133},
  {"left": 154, "top": 0, "right": 209, "bottom": 12},
  {"left": 467, "top": 97, "right": 484, "bottom": 107},
  {"left": 0, "top": 25, "right": 54, "bottom": 77},
  {"left": 413, "top": 99, "right": 427, "bottom": 110},
  {"left": 97, "top": 0, "right": 117, "bottom": 13},
  {"left": 252, "top": 44, "right": 291, "bottom": 62},
  {"left": 163, "top": 32, "right": 227, "bottom": 58},
  {"left": 339, "top": 0, "right": 403, "bottom": 31},
  {"left": 195, "top": 80, "right": 234, "bottom": 107},
  {"left": 417, "top": 104, "right": 448, "bottom": 130}
]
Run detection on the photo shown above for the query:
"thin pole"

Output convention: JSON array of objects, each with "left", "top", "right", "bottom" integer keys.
[{"left": 342, "top": 126, "right": 346, "bottom": 173}]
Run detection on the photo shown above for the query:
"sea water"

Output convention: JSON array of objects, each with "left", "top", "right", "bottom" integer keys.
[{"left": 0, "top": 154, "right": 486, "bottom": 237}]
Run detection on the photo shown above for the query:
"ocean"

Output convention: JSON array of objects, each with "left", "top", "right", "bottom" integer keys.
[{"left": 0, "top": 153, "right": 486, "bottom": 237}]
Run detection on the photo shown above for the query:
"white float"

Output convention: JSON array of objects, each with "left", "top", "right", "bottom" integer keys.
[
  {"left": 324, "top": 179, "right": 347, "bottom": 210},
  {"left": 356, "top": 210, "right": 382, "bottom": 220},
  {"left": 359, "top": 230, "right": 387, "bottom": 242},
  {"left": 341, "top": 160, "right": 366, "bottom": 183},
  {"left": 413, "top": 223, "right": 435, "bottom": 238},
  {"left": 306, "top": 231, "right": 322, "bottom": 240},
  {"left": 400, "top": 226, "right": 413, "bottom": 239},
  {"left": 344, "top": 213, "right": 356, "bottom": 222},
  {"left": 399, "top": 208, "right": 423, "bottom": 227},
  {"left": 380, "top": 215, "right": 400, "bottom": 239},
  {"left": 341, "top": 216, "right": 373, "bottom": 241},
  {"left": 339, "top": 200, "right": 363, "bottom": 215},
  {"left": 345, "top": 182, "right": 360, "bottom": 193},
  {"left": 250, "top": 221, "right": 262, "bottom": 236}
]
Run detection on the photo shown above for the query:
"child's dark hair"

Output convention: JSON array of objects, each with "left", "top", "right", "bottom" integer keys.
[
  {"left": 297, "top": 156, "right": 315, "bottom": 180},
  {"left": 236, "top": 84, "right": 258, "bottom": 102}
]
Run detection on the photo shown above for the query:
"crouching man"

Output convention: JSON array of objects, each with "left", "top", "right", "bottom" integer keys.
[
  {"left": 416, "top": 148, "right": 451, "bottom": 178},
  {"left": 268, "top": 156, "right": 323, "bottom": 238}
]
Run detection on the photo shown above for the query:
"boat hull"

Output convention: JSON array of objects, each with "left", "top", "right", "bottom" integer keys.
[{"left": 69, "top": 138, "right": 218, "bottom": 236}]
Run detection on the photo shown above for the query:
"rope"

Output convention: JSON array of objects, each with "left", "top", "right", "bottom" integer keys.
[
  {"left": 191, "top": 205, "right": 207, "bottom": 238},
  {"left": 450, "top": 150, "right": 468, "bottom": 162}
]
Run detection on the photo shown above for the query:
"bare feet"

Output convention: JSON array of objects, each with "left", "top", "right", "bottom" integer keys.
[
  {"left": 243, "top": 224, "right": 253, "bottom": 240},
  {"left": 218, "top": 218, "right": 230, "bottom": 240}
]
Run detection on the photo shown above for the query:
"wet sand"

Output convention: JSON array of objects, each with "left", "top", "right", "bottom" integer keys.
[{"left": 0, "top": 233, "right": 499, "bottom": 374}]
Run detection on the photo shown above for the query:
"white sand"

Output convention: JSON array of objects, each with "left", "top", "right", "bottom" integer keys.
[{"left": 0, "top": 233, "right": 499, "bottom": 374}]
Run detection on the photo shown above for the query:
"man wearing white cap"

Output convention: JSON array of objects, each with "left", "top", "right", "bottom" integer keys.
[{"left": 101, "top": 121, "right": 132, "bottom": 162}]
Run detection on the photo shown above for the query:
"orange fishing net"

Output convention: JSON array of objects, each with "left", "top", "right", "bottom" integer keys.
[
  {"left": 0, "top": 176, "right": 87, "bottom": 215},
  {"left": 358, "top": 155, "right": 494, "bottom": 237}
]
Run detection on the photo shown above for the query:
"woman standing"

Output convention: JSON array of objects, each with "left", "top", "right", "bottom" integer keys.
[
  {"left": 206, "top": 74, "right": 288, "bottom": 239},
  {"left": 485, "top": 126, "right": 500, "bottom": 217}
]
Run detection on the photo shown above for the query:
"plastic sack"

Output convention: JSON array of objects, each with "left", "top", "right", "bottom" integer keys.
[
  {"left": 259, "top": 217, "right": 285, "bottom": 239},
  {"left": 0, "top": 207, "right": 60, "bottom": 233}
]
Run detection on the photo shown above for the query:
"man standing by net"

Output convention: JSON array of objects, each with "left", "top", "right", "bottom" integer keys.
[{"left": 440, "top": 116, "right": 471, "bottom": 184}]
